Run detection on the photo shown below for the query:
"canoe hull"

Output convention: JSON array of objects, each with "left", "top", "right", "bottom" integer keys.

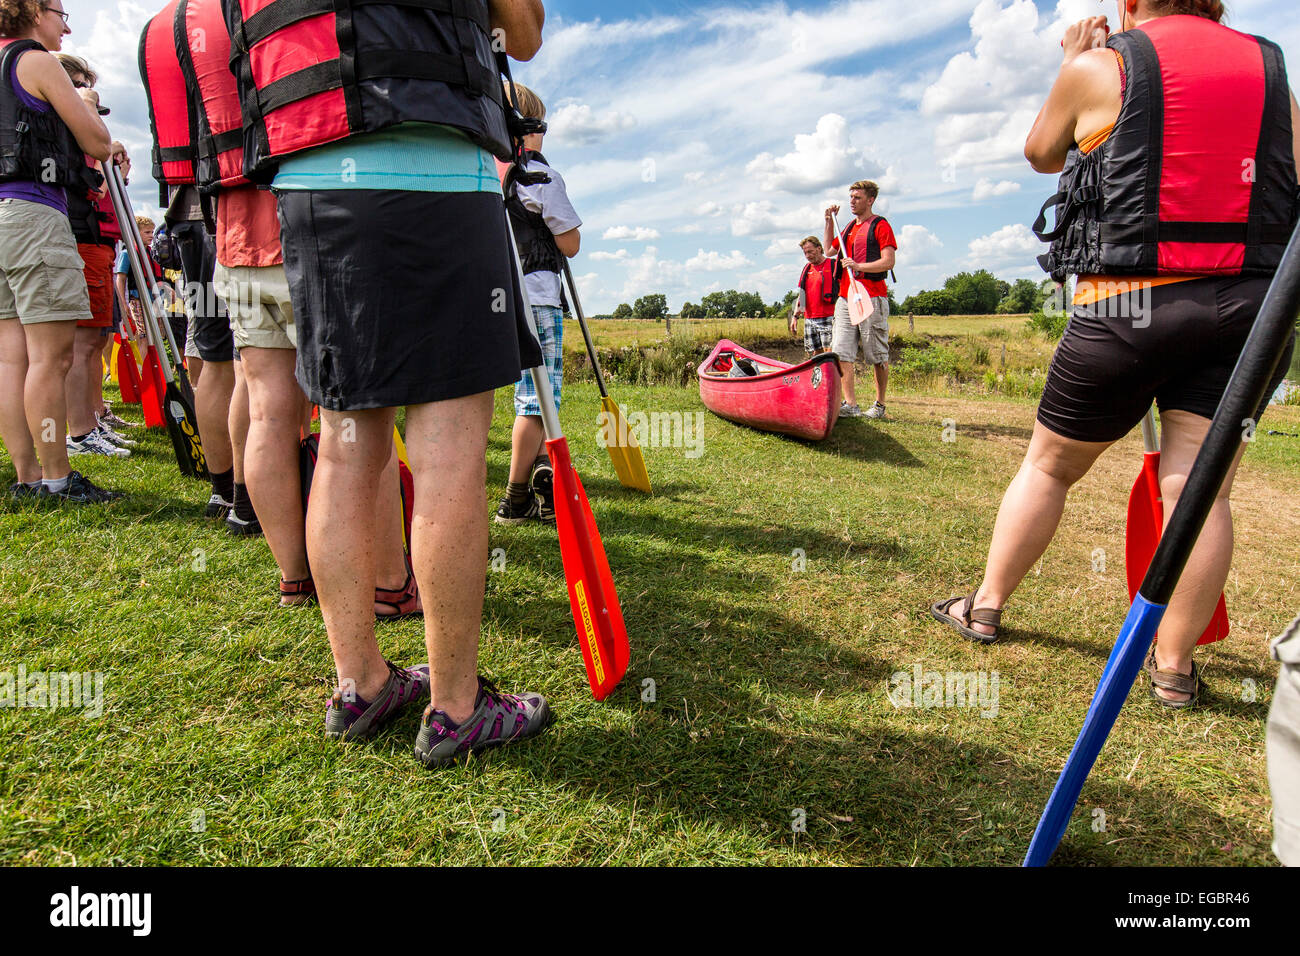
[{"left": 697, "top": 340, "right": 842, "bottom": 441}]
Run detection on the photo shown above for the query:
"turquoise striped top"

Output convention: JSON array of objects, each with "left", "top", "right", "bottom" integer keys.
[{"left": 273, "top": 123, "right": 502, "bottom": 194}]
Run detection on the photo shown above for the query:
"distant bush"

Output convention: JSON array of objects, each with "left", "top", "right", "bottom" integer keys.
[{"left": 1026, "top": 309, "right": 1068, "bottom": 340}]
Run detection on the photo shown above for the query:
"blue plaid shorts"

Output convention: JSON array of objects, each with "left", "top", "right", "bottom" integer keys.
[
  {"left": 514, "top": 304, "right": 564, "bottom": 416},
  {"left": 804, "top": 316, "right": 833, "bottom": 354}
]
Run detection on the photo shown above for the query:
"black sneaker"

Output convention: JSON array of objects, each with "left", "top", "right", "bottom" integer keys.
[
  {"left": 204, "top": 494, "right": 232, "bottom": 519},
  {"left": 7, "top": 481, "right": 40, "bottom": 501},
  {"left": 529, "top": 458, "right": 555, "bottom": 523},
  {"left": 494, "top": 493, "right": 541, "bottom": 525},
  {"left": 225, "top": 512, "right": 263, "bottom": 536},
  {"left": 38, "top": 471, "right": 123, "bottom": 504}
]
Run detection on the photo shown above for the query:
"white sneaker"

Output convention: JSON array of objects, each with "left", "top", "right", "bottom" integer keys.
[
  {"left": 839, "top": 402, "right": 864, "bottom": 418},
  {"left": 865, "top": 402, "right": 887, "bottom": 420},
  {"left": 67, "top": 429, "right": 130, "bottom": 457},
  {"left": 96, "top": 423, "right": 137, "bottom": 448}
]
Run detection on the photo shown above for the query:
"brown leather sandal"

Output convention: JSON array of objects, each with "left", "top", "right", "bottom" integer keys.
[
  {"left": 930, "top": 592, "right": 1002, "bottom": 644},
  {"left": 1144, "top": 646, "right": 1200, "bottom": 709}
]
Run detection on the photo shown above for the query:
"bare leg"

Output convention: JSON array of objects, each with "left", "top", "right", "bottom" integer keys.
[
  {"left": 89, "top": 334, "right": 109, "bottom": 418},
  {"left": 508, "top": 414, "right": 546, "bottom": 484},
  {"left": 959, "top": 422, "right": 1114, "bottom": 636},
  {"left": 229, "top": 359, "right": 250, "bottom": 484},
  {"left": 0, "top": 320, "right": 40, "bottom": 483},
  {"left": 841, "top": 362, "right": 857, "bottom": 407},
  {"left": 196, "top": 359, "right": 235, "bottom": 474},
  {"left": 308, "top": 407, "right": 394, "bottom": 702},
  {"left": 65, "top": 326, "right": 102, "bottom": 437},
  {"left": 374, "top": 445, "right": 410, "bottom": 593},
  {"left": 873, "top": 362, "right": 889, "bottom": 405},
  {"left": 188, "top": 354, "right": 203, "bottom": 389},
  {"left": 23, "top": 320, "right": 77, "bottom": 480},
  {"left": 1150, "top": 408, "right": 1247, "bottom": 702},
  {"left": 240, "top": 347, "right": 310, "bottom": 584},
  {"left": 406, "top": 391, "right": 495, "bottom": 723}
]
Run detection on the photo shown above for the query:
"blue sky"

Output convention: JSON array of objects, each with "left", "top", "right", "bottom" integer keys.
[{"left": 64, "top": 0, "right": 1300, "bottom": 312}]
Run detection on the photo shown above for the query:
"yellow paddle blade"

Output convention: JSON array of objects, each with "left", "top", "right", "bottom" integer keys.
[
  {"left": 392, "top": 425, "right": 410, "bottom": 469},
  {"left": 600, "top": 396, "right": 651, "bottom": 494},
  {"left": 106, "top": 344, "right": 118, "bottom": 382}
]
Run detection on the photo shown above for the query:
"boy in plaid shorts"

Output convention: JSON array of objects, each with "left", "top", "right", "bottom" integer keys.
[
  {"left": 790, "top": 236, "right": 836, "bottom": 355},
  {"left": 496, "top": 82, "right": 582, "bottom": 524}
]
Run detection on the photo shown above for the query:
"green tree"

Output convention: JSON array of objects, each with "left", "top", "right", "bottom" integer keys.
[
  {"left": 633, "top": 293, "right": 668, "bottom": 321},
  {"left": 612, "top": 302, "right": 633, "bottom": 320},
  {"left": 996, "top": 278, "right": 1043, "bottom": 314},
  {"left": 701, "top": 290, "right": 737, "bottom": 318},
  {"left": 680, "top": 301, "right": 706, "bottom": 319},
  {"left": 942, "top": 270, "right": 1003, "bottom": 314},
  {"left": 734, "top": 291, "right": 765, "bottom": 316},
  {"left": 901, "top": 289, "right": 959, "bottom": 315}
]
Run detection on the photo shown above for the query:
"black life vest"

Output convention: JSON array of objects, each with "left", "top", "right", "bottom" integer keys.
[
  {"left": 834, "top": 214, "right": 895, "bottom": 289},
  {"left": 178, "top": 0, "right": 247, "bottom": 192},
  {"left": 67, "top": 161, "right": 120, "bottom": 245},
  {"left": 798, "top": 257, "right": 837, "bottom": 304},
  {"left": 0, "top": 39, "right": 102, "bottom": 196},
  {"left": 139, "top": 0, "right": 198, "bottom": 205},
  {"left": 223, "top": 0, "right": 512, "bottom": 184},
  {"left": 504, "top": 149, "right": 563, "bottom": 276},
  {"left": 1033, "top": 16, "right": 1298, "bottom": 281}
]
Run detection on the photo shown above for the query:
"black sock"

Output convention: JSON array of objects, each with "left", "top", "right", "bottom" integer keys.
[
  {"left": 233, "top": 482, "right": 257, "bottom": 522},
  {"left": 71, "top": 431, "right": 92, "bottom": 443},
  {"left": 210, "top": 467, "right": 234, "bottom": 503},
  {"left": 506, "top": 481, "right": 532, "bottom": 506}
]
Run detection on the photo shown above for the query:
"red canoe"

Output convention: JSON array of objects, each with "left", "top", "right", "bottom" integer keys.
[{"left": 697, "top": 340, "right": 842, "bottom": 441}]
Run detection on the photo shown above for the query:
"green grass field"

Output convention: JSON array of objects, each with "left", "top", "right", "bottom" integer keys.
[{"left": 2, "top": 368, "right": 1297, "bottom": 866}]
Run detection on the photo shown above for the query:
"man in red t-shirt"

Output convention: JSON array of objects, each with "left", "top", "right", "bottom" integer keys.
[
  {"left": 790, "top": 236, "right": 837, "bottom": 355},
  {"left": 824, "top": 180, "right": 897, "bottom": 419}
]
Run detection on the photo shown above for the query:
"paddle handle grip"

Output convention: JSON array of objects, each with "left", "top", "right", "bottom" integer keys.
[
  {"left": 1139, "top": 220, "right": 1300, "bottom": 604},
  {"left": 561, "top": 261, "right": 611, "bottom": 401}
]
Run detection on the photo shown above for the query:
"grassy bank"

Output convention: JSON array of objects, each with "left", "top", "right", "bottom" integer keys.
[{"left": 2, "top": 379, "right": 1297, "bottom": 865}]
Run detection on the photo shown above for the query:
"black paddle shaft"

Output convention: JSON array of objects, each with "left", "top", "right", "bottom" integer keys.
[
  {"left": 561, "top": 259, "right": 612, "bottom": 401},
  {"left": 1141, "top": 220, "right": 1300, "bottom": 604}
]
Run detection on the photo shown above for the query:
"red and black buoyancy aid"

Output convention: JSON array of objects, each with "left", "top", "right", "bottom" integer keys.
[
  {"left": 1034, "top": 16, "right": 1298, "bottom": 281},
  {"left": 798, "top": 256, "right": 837, "bottom": 305},
  {"left": 0, "top": 39, "right": 102, "bottom": 194},
  {"left": 178, "top": 0, "right": 248, "bottom": 192},
  {"left": 504, "top": 149, "right": 563, "bottom": 275},
  {"left": 834, "top": 215, "right": 895, "bottom": 287},
  {"left": 139, "top": 0, "right": 198, "bottom": 204},
  {"left": 222, "top": 0, "right": 512, "bottom": 184},
  {"left": 67, "top": 156, "right": 122, "bottom": 245}
]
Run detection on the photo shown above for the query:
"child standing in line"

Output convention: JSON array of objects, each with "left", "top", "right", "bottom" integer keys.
[{"left": 495, "top": 81, "right": 582, "bottom": 524}]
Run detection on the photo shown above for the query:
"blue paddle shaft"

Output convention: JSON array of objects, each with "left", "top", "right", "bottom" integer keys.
[{"left": 1024, "top": 595, "right": 1166, "bottom": 866}]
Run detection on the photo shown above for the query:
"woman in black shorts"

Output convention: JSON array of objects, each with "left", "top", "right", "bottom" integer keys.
[{"left": 932, "top": 0, "right": 1299, "bottom": 707}]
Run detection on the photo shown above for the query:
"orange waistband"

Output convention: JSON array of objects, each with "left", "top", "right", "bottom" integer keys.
[{"left": 1072, "top": 275, "right": 1200, "bottom": 305}]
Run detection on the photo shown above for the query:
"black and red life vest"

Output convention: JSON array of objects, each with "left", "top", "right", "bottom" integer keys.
[
  {"left": 798, "top": 257, "right": 837, "bottom": 304},
  {"left": 139, "top": 0, "right": 198, "bottom": 203},
  {"left": 1035, "top": 15, "right": 1298, "bottom": 281},
  {"left": 504, "top": 149, "right": 563, "bottom": 275},
  {"left": 222, "top": 0, "right": 512, "bottom": 184},
  {"left": 67, "top": 155, "right": 122, "bottom": 245},
  {"left": 0, "top": 39, "right": 102, "bottom": 195},
  {"left": 834, "top": 215, "right": 895, "bottom": 287},
  {"left": 178, "top": 0, "right": 247, "bottom": 192}
]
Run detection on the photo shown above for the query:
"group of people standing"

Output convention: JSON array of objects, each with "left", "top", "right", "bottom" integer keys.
[{"left": 790, "top": 179, "right": 898, "bottom": 420}]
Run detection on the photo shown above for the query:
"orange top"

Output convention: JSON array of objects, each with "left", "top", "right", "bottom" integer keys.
[{"left": 1072, "top": 52, "right": 1202, "bottom": 305}]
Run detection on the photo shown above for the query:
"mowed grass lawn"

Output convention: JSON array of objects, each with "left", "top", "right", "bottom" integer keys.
[{"left": 1, "top": 379, "right": 1297, "bottom": 866}]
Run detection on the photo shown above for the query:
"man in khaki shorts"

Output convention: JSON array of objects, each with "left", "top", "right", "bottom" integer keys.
[{"left": 825, "top": 180, "right": 898, "bottom": 419}]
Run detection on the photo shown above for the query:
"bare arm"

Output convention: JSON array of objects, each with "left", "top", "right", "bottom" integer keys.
[
  {"left": 490, "top": 0, "right": 544, "bottom": 61},
  {"left": 823, "top": 206, "right": 838, "bottom": 255},
  {"left": 555, "top": 226, "right": 579, "bottom": 258},
  {"left": 1024, "top": 18, "right": 1118, "bottom": 174},
  {"left": 16, "top": 50, "right": 111, "bottom": 161},
  {"left": 847, "top": 246, "right": 895, "bottom": 275}
]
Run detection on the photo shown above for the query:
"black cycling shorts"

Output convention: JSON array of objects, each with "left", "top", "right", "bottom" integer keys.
[
  {"left": 276, "top": 188, "right": 540, "bottom": 411},
  {"left": 1037, "top": 275, "right": 1295, "bottom": 443}
]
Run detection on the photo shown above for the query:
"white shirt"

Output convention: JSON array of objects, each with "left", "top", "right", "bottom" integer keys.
[{"left": 514, "top": 156, "right": 581, "bottom": 308}]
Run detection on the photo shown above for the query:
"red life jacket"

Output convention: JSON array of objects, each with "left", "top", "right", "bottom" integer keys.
[
  {"left": 139, "top": 0, "right": 197, "bottom": 202},
  {"left": 178, "top": 0, "right": 247, "bottom": 191},
  {"left": 798, "top": 257, "right": 837, "bottom": 307},
  {"left": 223, "top": 0, "right": 512, "bottom": 183},
  {"left": 1035, "top": 16, "right": 1298, "bottom": 280},
  {"left": 834, "top": 215, "right": 894, "bottom": 289}
]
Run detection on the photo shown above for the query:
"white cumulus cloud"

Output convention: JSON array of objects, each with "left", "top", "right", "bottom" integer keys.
[
  {"left": 602, "top": 226, "right": 660, "bottom": 241},
  {"left": 684, "top": 249, "right": 752, "bottom": 272},
  {"left": 589, "top": 250, "right": 631, "bottom": 262},
  {"left": 745, "top": 114, "right": 884, "bottom": 194},
  {"left": 548, "top": 102, "right": 638, "bottom": 146},
  {"left": 972, "top": 178, "right": 1022, "bottom": 201},
  {"left": 967, "top": 223, "right": 1041, "bottom": 270}
]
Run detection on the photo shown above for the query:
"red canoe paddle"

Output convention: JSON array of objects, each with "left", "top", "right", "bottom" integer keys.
[
  {"left": 506, "top": 231, "right": 630, "bottom": 701},
  {"left": 1125, "top": 407, "right": 1228, "bottom": 645}
]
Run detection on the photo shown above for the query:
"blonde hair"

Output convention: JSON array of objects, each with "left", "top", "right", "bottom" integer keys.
[
  {"left": 800, "top": 236, "right": 822, "bottom": 250},
  {"left": 56, "top": 53, "right": 97, "bottom": 88},
  {"left": 504, "top": 81, "right": 546, "bottom": 121},
  {"left": 135, "top": 215, "right": 155, "bottom": 232},
  {"left": 850, "top": 180, "right": 879, "bottom": 201}
]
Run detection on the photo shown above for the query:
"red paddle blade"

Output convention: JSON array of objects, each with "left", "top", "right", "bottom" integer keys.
[
  {"left": 547, "top": 436, "right": 630, "bottom": 700},
  {"left": 1125, "top": 450, "right": 1228, "bottom": 645},
  {"left": 115, "top": 334, "right": 142, "bottom": 404},
  {"left": 140, "top": 346, "right": 165, "bottom": 428}
]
